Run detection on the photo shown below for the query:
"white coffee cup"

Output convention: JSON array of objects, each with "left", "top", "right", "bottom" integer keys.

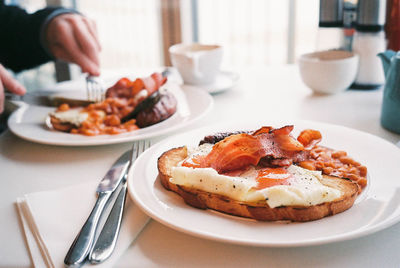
[
  {"left": 298, "top": 50, "right": 359, "bottom": 94},
  {"left": 169, "top": 43, "right": 223, "bottom": 85}
]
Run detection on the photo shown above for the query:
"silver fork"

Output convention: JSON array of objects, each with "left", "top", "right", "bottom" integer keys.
[
  {"left": 88, "top": 139, "right": 151, "bottom": 264},
  {"left": 86, "top": 75, "right": 105, "bottom": 103}
]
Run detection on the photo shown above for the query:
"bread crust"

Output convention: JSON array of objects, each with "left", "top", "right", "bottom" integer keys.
[
  {"left": 158, "top": 146, "right": 360, "bottom": 222},
  {"left": 49, "top": 115, "right": 75, "bottom": 132}
]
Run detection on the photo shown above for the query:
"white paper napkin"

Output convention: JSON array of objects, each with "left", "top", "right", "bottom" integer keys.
[{"left": 16, "top": 181, "right": 150, "bottom": 268}]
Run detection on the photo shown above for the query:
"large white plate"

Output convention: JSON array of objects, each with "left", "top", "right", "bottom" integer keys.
[
  {"left": 128, "top": 119, "right": 400, "bottom": 247},
  {"left": 7, "top": 83, "right": 213, "bottom": 146}
]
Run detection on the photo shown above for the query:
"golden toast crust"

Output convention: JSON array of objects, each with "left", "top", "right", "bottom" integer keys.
[
  {"left": 49, "top": 115, "right": 75, "bottom": 132},
  {"left": 158, "top": 146, "right": 360, "bottom": 222}
]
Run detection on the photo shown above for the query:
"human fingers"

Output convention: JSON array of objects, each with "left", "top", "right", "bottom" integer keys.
[
  {"left": 0, "top": 64, "right": 26, "bottom": 95},
  {"left": 70, "top": 17, "right": 100, "bottom": 67},
  {"left": 47, "top": 17, "right": 100, "bottom": 75},
  {"left": 82, "top": 17, "right": 101, "bottom": 52},
  {"left": 0, "top": 64, "right": 26, "bottom": 113}
]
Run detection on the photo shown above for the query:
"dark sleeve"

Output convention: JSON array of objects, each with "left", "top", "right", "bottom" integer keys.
[{"left": 0, "top": 3, "right": 71, "bottom": 72}]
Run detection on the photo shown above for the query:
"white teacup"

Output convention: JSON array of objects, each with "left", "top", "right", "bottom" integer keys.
[
  {"left": 169, "top": 43, "right": 223, "bottom": 85},
  {"left": 298, "top": 50, "right": 359, "bottom": 94}
]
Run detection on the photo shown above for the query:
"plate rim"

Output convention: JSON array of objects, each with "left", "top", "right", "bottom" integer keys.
[{"left": 128, "top": 119, "right": 400, "bottom": 247}]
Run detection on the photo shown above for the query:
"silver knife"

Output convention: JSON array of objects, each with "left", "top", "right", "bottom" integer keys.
[
  {"left": 88, "top": 180, "right": 128, "bottom": 264},
  {"left": 64, "top": 150, "right": 131, "bottom": 267},
  {"left": 88, "top": 140, "right": 150, "bottom": 264},
  {"left": 5, "top": 91, "right": 94, "bottom": 107}
]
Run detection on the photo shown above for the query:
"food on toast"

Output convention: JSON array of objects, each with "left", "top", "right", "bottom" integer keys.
[
  {"left": 158, "top": 125, "right": 365, "bottom": 222},
  {"left": 49, "top": 72, "right": 177, "bottom": 136}
]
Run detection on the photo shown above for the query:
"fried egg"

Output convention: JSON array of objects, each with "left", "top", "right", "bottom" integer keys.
[
  {"left": 50, "top": 108, "right": 105, "bottom": 127},
  {"left": 50, "top": 108, "right": 89, "bottom": 126},
  {"left": 170, "top": 144, "right": 342, "bottom": 208}
]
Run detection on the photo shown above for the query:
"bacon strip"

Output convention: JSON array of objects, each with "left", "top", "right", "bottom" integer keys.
[
  {"left": 105, "top": 72, "right": 167, "bottom": 99},
  {"left": 204, "top": 126, "right": 310, "bottom": 173}
]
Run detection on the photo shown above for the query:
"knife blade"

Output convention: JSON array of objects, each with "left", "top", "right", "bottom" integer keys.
[
  {"left": 64, "top": 150, "right": 131, "bottom": 267},
  {"left": 5, "top": 91, "right": 94, "bottom": 107}
]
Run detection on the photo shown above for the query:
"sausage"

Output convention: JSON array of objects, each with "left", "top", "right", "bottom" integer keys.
[{"left": 135, "top": 91, "right": 177, "bottom": 128}]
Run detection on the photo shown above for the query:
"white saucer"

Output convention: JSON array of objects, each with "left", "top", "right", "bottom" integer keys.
[
  {"left": 196, "top": 71, "right": 240, "bottom": 94},
  {"left": 166, "top": 68, "right": 239, "bottom": 94}
]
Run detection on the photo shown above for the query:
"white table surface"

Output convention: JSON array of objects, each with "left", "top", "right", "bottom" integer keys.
[{"left": 1, "top": 65, "right": 400, "bottom": 268}]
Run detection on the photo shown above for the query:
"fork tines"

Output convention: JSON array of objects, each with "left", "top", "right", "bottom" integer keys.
[
  {"left": 132, "top": 140, "right": 151, "bottom": 161},
  {"left": 86, "top": 76, "right": 105, "bottom": 103}
]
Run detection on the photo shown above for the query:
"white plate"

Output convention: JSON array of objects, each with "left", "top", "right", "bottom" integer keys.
[
  {"left": 128, "top": 119, "right": 400, "bottom": 247},
  {"left": 7, "top": 83, "right": 213, "bottom": 146}
]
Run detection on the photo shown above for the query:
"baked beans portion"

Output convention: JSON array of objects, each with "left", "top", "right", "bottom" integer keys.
[
  {"left": 298, "top": 146, "right": 367, "bottom": 191},
  {"left": 57, "top": 99, "right": 139, "bottom": 136}
]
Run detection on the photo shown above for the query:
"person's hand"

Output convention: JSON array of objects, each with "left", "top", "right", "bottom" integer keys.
[
  {"left": 0, "top": 64, "right": 26, "bottom": 113},
  {"left": 45, "top": 13, "right": 101, "bottom": 76}
]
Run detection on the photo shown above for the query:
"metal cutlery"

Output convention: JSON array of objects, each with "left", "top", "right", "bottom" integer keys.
[
  {"left": 64, "top": 150, "right": 131, "bottom": 267},
  {"left": 86, "top": 75, "right": 105, "bottom": 103},
  {"left": 5, "top": 91, "right": 95, "bottom": 107},
  {"left": 89, "top": 140, "right": 151, "bottom": 264}
]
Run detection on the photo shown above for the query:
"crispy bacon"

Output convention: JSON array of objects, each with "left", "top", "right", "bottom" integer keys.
[
  {"left": 199, "top": 130, "right": 251, "bottom": 145},
  {"left": 205, "top": 134, "right": 266, "bottom": 172},
  {"left": 204, "top": 126, "right": 311, "bottom": 173},
  {"left": 106, "top": 72, "right": 167, "bottom": 99}
]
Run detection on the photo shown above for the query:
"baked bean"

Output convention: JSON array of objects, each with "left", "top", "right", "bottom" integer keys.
[
  {"left": 57, "top": 103, "right": 70, "bottom": 112},
  {"left": 332, "top": 150, "right": 346, "bottom": 158},
  {"left": 323, "top": 166, "right": 333, "bottom": 174},
  {"left": 339, "top": 156, "right": 356, "bottom": 165},
  {"left": 324, "top": 161, "right": 336, "bottom": 168},
  {"left": 104, "top": 115, "right": 120, "bottom": 126},
  {"left": 348, "top": 167, "right": 359, "bottom": 174},
  {"left": 346, "top": 173, "right": 361, "bottom": 181},
  {"left": 315, "top": 161, "right": 324, "bottom": 170},
  {"left": 310, "top": 151, "right": 320, "bottom": 158},
  {"left": 299, "top": 161, "right": 316, "bottom": 170},
  {"left": 357, "top": 178, "right": 367, "bottom": 188}
]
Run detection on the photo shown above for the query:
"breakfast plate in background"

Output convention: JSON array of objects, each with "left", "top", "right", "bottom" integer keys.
[
  {"left": 7, "top": 81, "right": 213, "bottom": 146},
  {"left": 128, "top": 119, "right": 400, "bottom": 247}
]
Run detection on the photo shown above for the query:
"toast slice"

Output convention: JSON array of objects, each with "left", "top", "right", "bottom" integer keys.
[
  {"left": 49, "top": 114, "right": 76, "bottom": 132},
  {"left": 158, "top": 146, "right": 360, "bottom": 222}
]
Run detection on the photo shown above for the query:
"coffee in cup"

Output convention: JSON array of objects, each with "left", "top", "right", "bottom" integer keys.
[{"left": 169, "top": 43, "right": 223, "bottom": 85}]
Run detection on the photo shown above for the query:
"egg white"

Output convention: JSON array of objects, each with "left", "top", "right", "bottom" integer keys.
[
  {"left": 51, "top": 108, "right": 106, "bottom": 127},
  {"left": 170, "top": 144, "right": 342, "bottom": 208},
  {"left": 51, "top": 108, "right": 89, "bottom": 126}
]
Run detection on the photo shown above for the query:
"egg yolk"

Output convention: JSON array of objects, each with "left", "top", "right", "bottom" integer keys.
[
  {"left": 181, "top": 155, "right": 207, "bottom": 168},
  {"left": 183, "top": 154, "right": 292, "bottom": 190},
  {"left": 254, "top": 168, "right": 291, "bottom": 189}
]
